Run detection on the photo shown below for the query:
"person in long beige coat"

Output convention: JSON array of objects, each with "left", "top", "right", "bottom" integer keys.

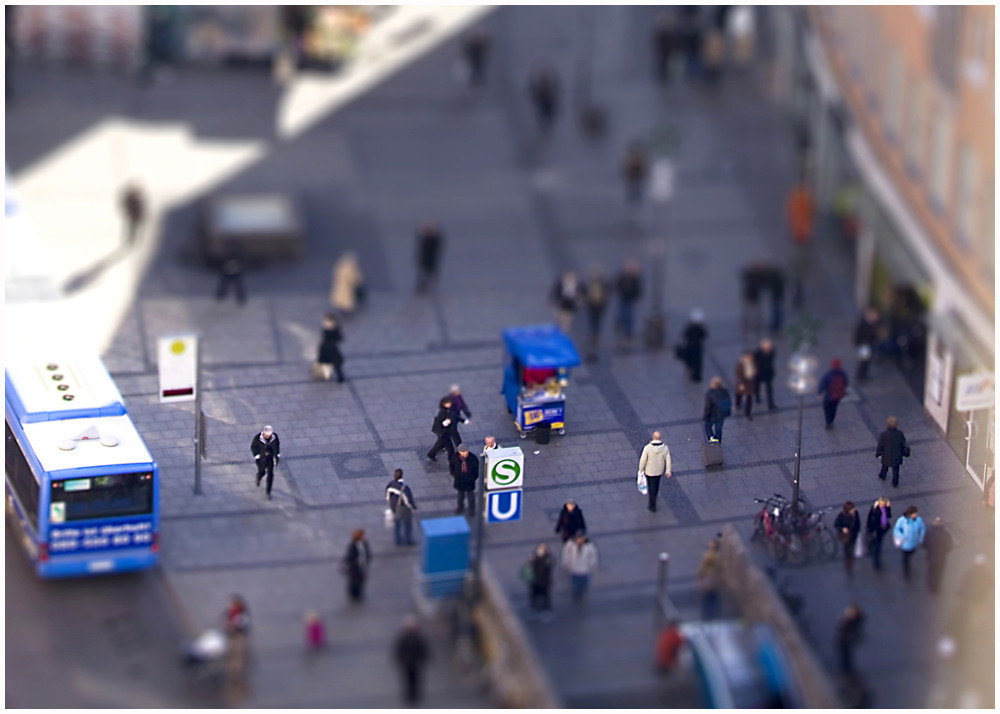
[{"left": 330, "top": 252, "right": 364, "bottom": 316}]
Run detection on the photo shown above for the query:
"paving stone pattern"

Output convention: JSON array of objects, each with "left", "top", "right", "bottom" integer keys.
[{"left": 96, "top": 7, "right": 990, "bottom": 709}]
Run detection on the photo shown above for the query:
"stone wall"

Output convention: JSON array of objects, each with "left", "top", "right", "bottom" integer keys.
[{"left": 717, "top": 524, "right": 841, "bottom": 708}]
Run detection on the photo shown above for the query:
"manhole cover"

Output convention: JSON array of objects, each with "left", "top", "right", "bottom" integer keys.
[{"left": 342, "top": 456, "right": 375, "bottom": 473}]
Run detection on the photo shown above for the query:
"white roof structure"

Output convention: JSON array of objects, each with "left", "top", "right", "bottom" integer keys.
[{"left": 21, "top": 414, "right": 154, "bottom": 474}]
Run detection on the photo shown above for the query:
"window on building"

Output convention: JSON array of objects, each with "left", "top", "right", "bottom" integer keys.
[
  {"left": 929, "top": 105, "right": 953, "bottom": 212},
  {"left": 956, "top": 146, "right": 979, "bottom": 251},
  {"left": 906, "top": 78, "right": 926, "bottom": 176},
  {"left": 931, "top": 6, "right": 963, "bottom": 92},
  {"left": 885, "top": 48, "right": 904, "bottom": 142}
]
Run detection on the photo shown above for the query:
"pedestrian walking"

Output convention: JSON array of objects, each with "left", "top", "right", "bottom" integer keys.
[
  {"left": 462, "top": 28, "right": 489, "bottom": 86},
  {"left": 120, "top": 181, "right": 147, "bottom": 247},
  {"left": 524, "top": 543, "right": 555, "bottom": 620},
  {"left": 697, "top": 539, "right": 722, "bottom": 620},
  {"left": 315, "top": 313, "right": 345, "bottom": 383},
  {"left": 835, "top": 604, "right": 865, "bottom": 674},
  {"left": 483, "top": 435, "right": 499, "bottom": 454},
  {"left": 818, "top": 358, "right": 849, "bottom": 429},
  {"left": 583, "top": 264, "right": 609, "bottom": 357},
  {"left": 876, "top": 416, "right": 909, "bottom": 487},
  {"left": 893, "top": 506, "right": 926, "bottom": 580},
  {"left": 653, "top": 13, "right": 679, "bottom": 84},
  {"left": 393, "top": 614, "right": 430, "bottom": 705},
  {"left": 740, "top": 263, "right": 765, "bottom": 335},
  {"left": 703, "top": 377, "right": 732, "bottom": 443},
  {"left": 785, "top": 181, "right": 815, "bottom": 307},
  {"left": 304, "top": 610, "right": 326, "bottom": 651},
  {"left": 753, "top": 339, "right": 777, "bottom": 410},
  {"left": 834, "top": 501, "right": 861, "bottom": 577},
  {"left": 554, "top": 500, "right": 587, "bottom": 542},
  {"left": 386, "top": 469, "right": 418, "bottom": 547},
  {"left": 551, "top": 269, "right": 582, "bottom": 335},
  {"left": 763, "top": 265, "right": 786, "bottom": 333},
  {"left": 622, "top": 142, "right": 649, "bottom": 204},
  {"left": 442, "top": 384, "right": 472, "bottom": 427},
  {"left": 250, "top": 425, "right": 280, "bottom": 500},
  {"left": 341, "top": 529, "right": 371, "bottom": 603},
  {"left": 676, "top": 309, "right": 708, "bottom": 383},
  {"left": 330, "top": 251, "right": 364, "bottom": 318},
  {"left": 615, "top": 260, "right": 643, "bottom": 342},
  {"left": 638, "top": 431, "right": 671, "bottom": 512},
  {"left": 864, "top": 497, "right": 892, "bottom": 571},
  {"left": 656, "top": 620, "right": 685, "bottom": 673},
  {"left": 215, "top": 242, "right": 247, "bottom": 305},
  {"left": 223, "top": 594, "right": 251, "bottom": 701},
  {"left": 561, "top": 533, "right": 599, "bottom": 602},
  {"left": 853, "top": 307, "right": 882, "bottom": 382},
  {"left": 528, "top": 65, "right": 560, "bottom": 133},
  {"left": 924, "top": 517, "right": 955, "bottom": 595},
  {"left": 449, "top": 444, "right": 479, "bottom": 515},
  {"left": 416, "top": 221, "right": 444, "bottom": 293},
  {"left": 427, "top": 398, "right": 460, "bottom": 462},
  {"left": 734, "top": 351, "right": 756, "bottom": 419}
]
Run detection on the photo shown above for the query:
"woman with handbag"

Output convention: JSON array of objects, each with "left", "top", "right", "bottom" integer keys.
[
  {"left": 865, "top": 497, "right": 892, "bottom": 571},
  {"left": 834, "top": 501, "right": 861, "bottom": 577}
]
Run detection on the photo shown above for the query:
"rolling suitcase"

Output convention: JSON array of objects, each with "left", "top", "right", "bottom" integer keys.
[{"left": 702, "top": 440, "right": 724, "bottom": 468}]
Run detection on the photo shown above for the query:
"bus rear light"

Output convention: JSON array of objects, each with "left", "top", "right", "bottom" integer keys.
[
  {"left": 151, "top": 533, "right": 159, "bottom": 553},
  {"left": 39, "top": 543, "right": 49, "bottom": 562}
]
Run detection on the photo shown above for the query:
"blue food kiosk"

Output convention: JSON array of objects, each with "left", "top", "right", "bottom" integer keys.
[{"left": 501, "top": 325, "right": 581, "bottom": 439}]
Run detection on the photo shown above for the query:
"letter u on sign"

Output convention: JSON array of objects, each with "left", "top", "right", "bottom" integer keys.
[{"left": 486, "top": 489, "right": 523, "bottom": 523}]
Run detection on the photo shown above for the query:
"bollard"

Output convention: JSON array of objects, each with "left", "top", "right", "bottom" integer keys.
[{"left": 656, "top": 552, "right": 670, "bottom": 620}]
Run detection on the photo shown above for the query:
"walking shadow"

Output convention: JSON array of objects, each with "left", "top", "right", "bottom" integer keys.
[{"left": 62, "top": 246, "right": 131, "bottom": 295}]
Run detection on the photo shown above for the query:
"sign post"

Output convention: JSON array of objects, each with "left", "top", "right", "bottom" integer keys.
[
  {"left": 474, "top": 446, "right": 525, "bottom": 579},
  {"left": 157, "top": 334, "right": 202, "bottom": 495}
]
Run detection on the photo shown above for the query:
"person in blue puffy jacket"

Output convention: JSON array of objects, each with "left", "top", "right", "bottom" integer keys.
[{"left": 892, "top": 505, "right": 925, "bottom": 580}]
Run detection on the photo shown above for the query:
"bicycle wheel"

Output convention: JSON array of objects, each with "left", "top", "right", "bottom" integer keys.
[
  {"left": 751, "top": 514, "right": 765, "bottom": 542},
  {"left": 819, "top": 526, "right": 838, "bottom": 560},
  {"left": 785, "top": 533, "right": 808, "bottom": 566},
  {"left": 805, "top": 530, "right": 822, "bottom": 561},
  {"left": 766, "top": 534, "right": 787, "bottom": 563}
]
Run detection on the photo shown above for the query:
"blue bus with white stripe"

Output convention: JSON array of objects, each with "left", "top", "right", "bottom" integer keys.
[{"left": 5, "top": 356, "right": 159, "bottom": 577}]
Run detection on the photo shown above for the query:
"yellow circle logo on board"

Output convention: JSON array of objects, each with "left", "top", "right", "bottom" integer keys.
[{"left": 171, "top": 340, "right": 186, "bottom": 355}]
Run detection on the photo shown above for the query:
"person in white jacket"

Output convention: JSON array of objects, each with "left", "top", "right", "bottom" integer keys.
[
  {"left": 639, "top": 431, "right": 672, "bottom": 512},
  {"left": 562, "top": 533, "right": 599, "bottom": 602}
]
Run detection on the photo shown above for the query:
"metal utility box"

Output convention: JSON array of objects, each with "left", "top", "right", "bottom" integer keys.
[{"left": 419, "top": 517, "right": 470, "bottom": 599}]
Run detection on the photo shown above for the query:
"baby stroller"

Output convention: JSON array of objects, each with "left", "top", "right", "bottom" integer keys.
[{"left": 181, "top": 628, "right": 228, "bottom": 694}]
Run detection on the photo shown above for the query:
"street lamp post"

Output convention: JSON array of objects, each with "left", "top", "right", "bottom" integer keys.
[{"left": 787, "top": 350, "right": 818, "bottom": 515}]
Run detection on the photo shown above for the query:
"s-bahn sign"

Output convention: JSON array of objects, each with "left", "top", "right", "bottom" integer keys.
[{"left": 485, "top": 446, "right": 524, "bottom": 491}]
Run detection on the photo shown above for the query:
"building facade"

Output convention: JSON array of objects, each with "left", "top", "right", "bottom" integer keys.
[{"left": 770, "top": 6, "right": 995, "bottom": 492}]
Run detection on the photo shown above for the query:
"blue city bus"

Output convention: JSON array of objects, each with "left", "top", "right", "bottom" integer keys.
[{"left": 5, "top": 356, "right": 159, "bottom": 577}]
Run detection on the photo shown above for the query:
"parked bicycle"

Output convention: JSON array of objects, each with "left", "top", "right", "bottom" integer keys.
[{"left": 752, "top": 494, "right": 837, "bottom": 565}]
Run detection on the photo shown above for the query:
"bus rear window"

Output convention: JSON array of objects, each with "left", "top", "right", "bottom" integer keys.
[{"left": 50, "top": 472, "right": 153, "bottom": 523}]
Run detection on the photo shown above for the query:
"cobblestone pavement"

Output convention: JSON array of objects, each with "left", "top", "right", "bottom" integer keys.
[{"left": 13, "top": 6, "right": 990, "bottom": 709}]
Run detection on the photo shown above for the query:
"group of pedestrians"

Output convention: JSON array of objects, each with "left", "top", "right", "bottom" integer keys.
[
  {"left": 520, "top": 499, "right": 599, "bottom": 620},
  {"left": 550, "top": 260, "right": 644, "bottom": 354}
]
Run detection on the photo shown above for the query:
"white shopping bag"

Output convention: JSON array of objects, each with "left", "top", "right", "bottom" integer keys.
[
  {"left": 384, "top": 508, "right": 395, "bottom": 530},
  {"left": 637, "top": 471, "right": 648, "bottom": 495}
]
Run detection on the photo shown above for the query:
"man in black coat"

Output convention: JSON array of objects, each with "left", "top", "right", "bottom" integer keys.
[
  {"left": 703, "top": 376, "right": 732, "bottom": 442},
  {"left": 833, "top": 501, "right": 861, "bottom": 577},
  {"left": 250, "top": 425, "right": 280, "bottom": 500},
  {"left": 836, "top": 604, "right": 865, "bottom": 674},
  {"left": 753, "top": 338, "right": 777, "bottom": 410},
  {"left": 416, "top": 221, "right": 444, "bottom": 293},
  {"left": 554, "top": 500, "right": 587, "bottom": 542},
  {"left": 924, "top": 516, "right": 954, "bottom": 595},
  {"left": 676, "top": 309, "right": 708, "bottom": 383},
  {"left": 449, "top": 444, "right": 479, "bottom": 515},
  {"left": 875, "top": 416, "right": 908, "bottom": 487},
  {"left": 427, "top": 399, "right": 460, "bottom": 462},
  {"left": 394, "top": 615, "right": 430, "bottom": 705}
]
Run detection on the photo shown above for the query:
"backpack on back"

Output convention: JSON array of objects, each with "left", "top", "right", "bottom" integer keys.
[{"left": 828, "top": 372, "right": 847, "bottom": 401}]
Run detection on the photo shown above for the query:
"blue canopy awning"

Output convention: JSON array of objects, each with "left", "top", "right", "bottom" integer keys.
[{"left": 502, "top": 324, "right": 581, "bottom": 369}]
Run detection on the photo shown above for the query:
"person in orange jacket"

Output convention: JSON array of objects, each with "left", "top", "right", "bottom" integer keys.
[
  {"left": 656, "top": 620, "right": 685, "bottom": 672},
  {"left": 785, "top": 182, "right": 814, "bottom": 307}
]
